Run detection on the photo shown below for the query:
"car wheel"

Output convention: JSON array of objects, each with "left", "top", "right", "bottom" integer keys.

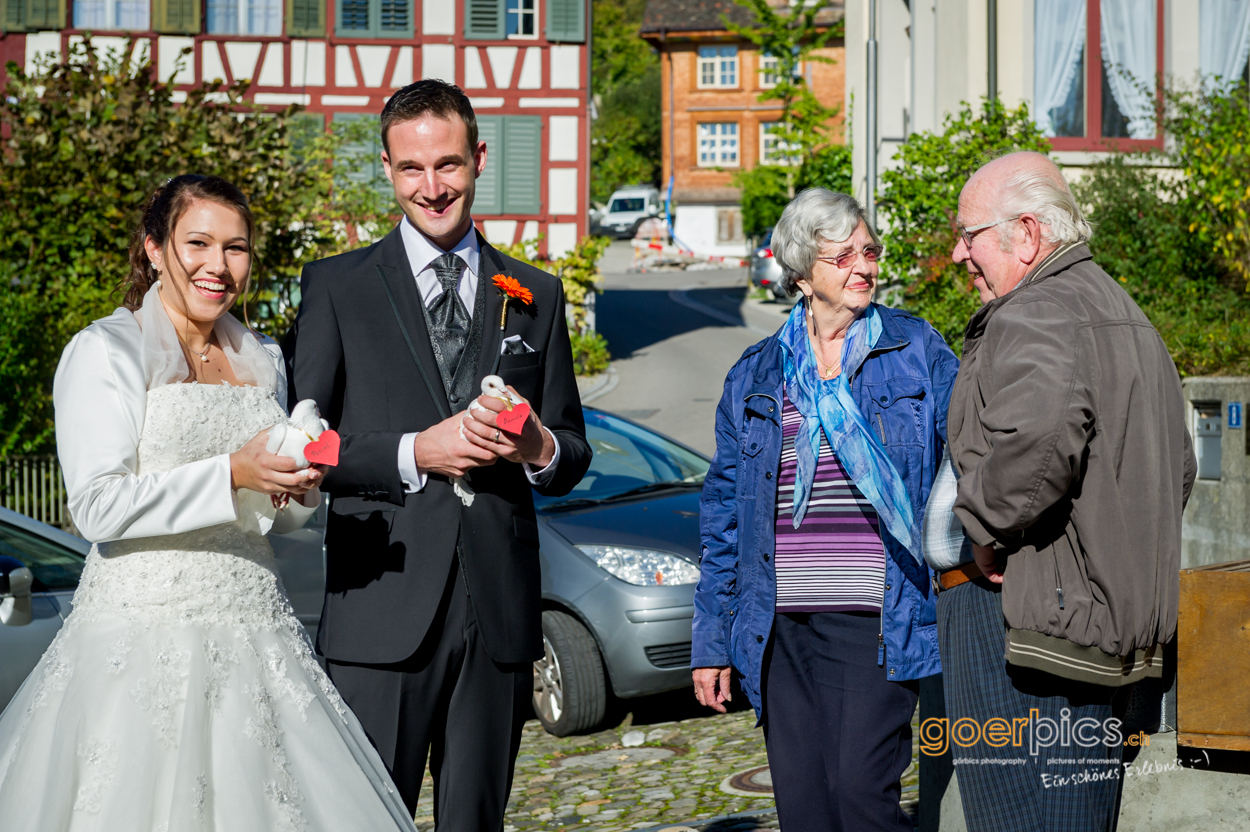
[{"left": 532, "top": 610, "right": 606, "bottom": 737}]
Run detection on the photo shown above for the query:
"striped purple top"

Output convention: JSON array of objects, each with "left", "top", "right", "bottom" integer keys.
[{"left": 774, "top": 393, "right": 885, "bottom": 612}]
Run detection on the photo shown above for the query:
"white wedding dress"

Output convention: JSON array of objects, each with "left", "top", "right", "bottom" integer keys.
[{"left": 0, "top": 289, "right": 417, "bottom": 831}]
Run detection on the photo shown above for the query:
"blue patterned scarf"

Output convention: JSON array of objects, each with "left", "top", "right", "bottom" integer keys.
[{"left": 777, "top": 301, "right": 923, "bottom": 563}]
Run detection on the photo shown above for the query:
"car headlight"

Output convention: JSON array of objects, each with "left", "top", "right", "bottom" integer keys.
[{"left": 576, "top": 545, "right": 701, "bottom": 586}]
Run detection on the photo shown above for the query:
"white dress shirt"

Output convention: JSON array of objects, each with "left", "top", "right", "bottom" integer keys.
[{"left": 395, "top": 218, "right": 559, "bottom": 492}]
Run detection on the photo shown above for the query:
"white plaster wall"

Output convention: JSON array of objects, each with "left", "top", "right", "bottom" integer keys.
[
  {"left": 158, "top": 36, "right": 195, "bottom": 85},
  {"left": 335, "top": 45, "right": 358, "bottom": 87},
  {"left": 517, "top": 47, "right": 542, "bottom": 89},
  {"left": 487, "top": 46, "right": 518, "bottom": 88},
  {"left": 464, "top": 47, "right": 487, "bottom": 88},
  {"left": 548, "top": 168, "right": 579, "bottom": 216},
  {"left": 422, "top": 0, "right": 456, "bottom": 35},
  {"left": 549, "top": 46, "right": 581, "bottom": 89},
  {"left": 25, "top": 32, "right": 61, "bottom": 68},
  {"left": 392, "top": 46, "right": 414, "bottom": 87},
  {"left": 258, "top": 44, "right": 283, "bottom": 87},
  {"left": 357, "top": 45, "right": 391, "bottom": 87},
  {"left": 291, "top": 41, "right": 327, "bottom": 87},
  {"left": 482, "top": 220, "right": 518, "bottom": 245},
  {"left": 423, "top": 44, "right": 456, "bottom": 83},
  {"left": 224, "top": 42, "right": 262, "bottom": 82},
  {"left": 674, "top": 205, "right": 748, "bottom": 258},
  {"left": 547, "top": 223, "right": 579, "bottom": 258},
  {"left": 203, "top": 43, "right": 228, "bottom": 85},
  {"left": 549, "top": 115, "right": 579, "bottom": 161}
]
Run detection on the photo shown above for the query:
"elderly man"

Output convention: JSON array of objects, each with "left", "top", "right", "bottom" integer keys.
[{"left": 932, "top": 152, "right": 1196, "bottom": 831}]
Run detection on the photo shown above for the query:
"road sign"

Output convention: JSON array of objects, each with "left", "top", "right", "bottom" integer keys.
[{"left": 1229, "top": 402, "right": 1243, "bottom": 430}]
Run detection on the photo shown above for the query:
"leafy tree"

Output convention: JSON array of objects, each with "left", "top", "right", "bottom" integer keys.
[
  {"left": 1073, "top": 154, "right": 1250, "bottom": 377},
  {"left": 875, "top": 100, "right": 1052, "bottom": 347},
  {"left": 0, "top": 39, "right": 390, "bottom": 455},
  {"left": 737, "top": 145, "right": 853, "bottom": 237},
  {"left": 727, "top": 0, "right": 843, "bottom": 198},
  {"left": 1163, "top": 80, "right": 1250, "bottom": 291},
  {"left": 590, "top": 0, "right": 661, "bottom": 204}
]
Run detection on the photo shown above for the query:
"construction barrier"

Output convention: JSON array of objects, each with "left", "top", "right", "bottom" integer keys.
[{"left": 631, "top": 238, "right": 749, "bottom": 267}]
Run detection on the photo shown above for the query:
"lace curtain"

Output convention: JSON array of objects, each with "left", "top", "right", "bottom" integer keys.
[
  {"left": 1100, "top": 0, "right": 1157, "bottom": 139},
  {"left": 1201, "top": 0, "right": 1250, "bottom": 90},
  {"left": 1034, "top": 0, "right": 1088, "bottom": 137}
]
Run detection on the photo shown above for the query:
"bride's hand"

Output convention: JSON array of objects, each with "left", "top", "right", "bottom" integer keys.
[{"left": 229, "top": 430, "right": 323, "bottom": 496}]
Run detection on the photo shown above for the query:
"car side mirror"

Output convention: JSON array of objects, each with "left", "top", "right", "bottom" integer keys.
[{"left": 0, "top": 555, "right": 34, "bottom": 627}]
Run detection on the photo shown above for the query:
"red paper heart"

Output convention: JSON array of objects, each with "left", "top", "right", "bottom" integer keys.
[
  {"left": 304, "top": 430, "right": 341, "bottom": 466},
  {"left": 496, "top": 402, "right": 531, "bottom": 435}
]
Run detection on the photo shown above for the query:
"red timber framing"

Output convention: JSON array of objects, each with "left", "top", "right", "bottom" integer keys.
[{"left": 0, "top": 0, "right": 591, "bottom": 257}]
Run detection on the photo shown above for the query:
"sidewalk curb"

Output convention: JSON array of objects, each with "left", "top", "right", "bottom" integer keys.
[{"left": 579, "top": 365, "right": 619, "bottom": 404}]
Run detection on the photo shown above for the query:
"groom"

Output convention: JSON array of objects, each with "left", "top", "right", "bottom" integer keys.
[{"left": 284, "top": 80, "right": 591, "bottom": 829}]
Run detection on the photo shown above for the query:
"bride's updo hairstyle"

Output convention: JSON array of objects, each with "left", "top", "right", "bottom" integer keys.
[{"left": 123, "top": 174, "right": 256, "bottom": 311}]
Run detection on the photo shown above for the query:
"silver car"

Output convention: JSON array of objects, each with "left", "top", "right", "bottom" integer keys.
[
  {"left": 0, "top": 409, "right": 708, "bottom": 738},
  {"left": 750, "top": 229, "right": 787, "bottom": 301}
]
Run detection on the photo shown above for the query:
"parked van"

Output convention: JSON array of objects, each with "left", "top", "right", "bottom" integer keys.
[{"left": 597, "top": 186, "right": 662, "bottom": 239}]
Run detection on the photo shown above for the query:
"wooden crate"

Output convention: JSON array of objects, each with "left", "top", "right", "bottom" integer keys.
[{"left": 1177, "top": 558, "right": 1250, "bottom": 752}]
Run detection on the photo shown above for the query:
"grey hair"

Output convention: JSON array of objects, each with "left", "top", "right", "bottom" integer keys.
[
  {"left": 993, "top": 163, "right": 1092, "bottom": 250},
  {"left": 771, "top": 188, "right": 881, "bottom": 296}
]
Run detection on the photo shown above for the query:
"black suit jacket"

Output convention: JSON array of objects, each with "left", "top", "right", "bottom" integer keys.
[{"left": 284, "top": 224, "right": 591, "bottom": 665}]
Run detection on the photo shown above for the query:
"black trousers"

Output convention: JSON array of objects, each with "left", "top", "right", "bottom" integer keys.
[
  {"left": 326, "top": 558, "right": 530, "bottom": 832},
  {"left": 762, "top": 611, "right": 919, "bottom": 832}
]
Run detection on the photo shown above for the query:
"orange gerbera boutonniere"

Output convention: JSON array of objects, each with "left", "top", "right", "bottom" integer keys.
[{"left": 492, "top": 274, "right": 534, "bottom": 329}]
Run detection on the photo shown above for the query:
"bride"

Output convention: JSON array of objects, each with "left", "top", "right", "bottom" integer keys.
[{"left": 0, "top": 175, "right": 418, "bottom": 831}]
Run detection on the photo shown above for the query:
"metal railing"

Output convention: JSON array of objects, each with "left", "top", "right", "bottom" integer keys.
[{"left": 0, "top": 455, "right": 72, "bottom": 532}]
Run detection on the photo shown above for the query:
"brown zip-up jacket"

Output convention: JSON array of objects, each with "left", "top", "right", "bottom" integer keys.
[{"left": 948, "top": 244, "right": 1196, "bottom": 686}]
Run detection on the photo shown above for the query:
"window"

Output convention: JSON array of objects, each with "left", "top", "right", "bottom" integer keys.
[
  {"left": 333, "top": 113, "right": 392, "bottom": 198},
  {"left": 506, "top": 0, "right": 535, "bottom": 37},
  {"left": 611, "top": 197, "right": 645, "bottom": 213},
  {"left": 717, "top": 208, "right": 743, "bottom": 243},
  {"left": 207, "top": 0, "right": 280, "bottom": 34},
  {"left": 698, "top": 45, "right": 738, "bottom": 89},
  {"left": 697, "top": 122, "right": 739, "bottom": 167},
  {"left": 760, "top": 122, "right": 798, "bottom": 164},
  {"left": 474, "top": 115, "right": 542, "bottom": 214},
  {"left": 337, "top": 0, "right": 410, "bottom": 36},
  {"left": 759, "top": 50, "right": 801, "bottom": 89},
  {"left": 73, "top": 0, "right": 149, "bottom": 29},
  {"left": 1033, "top": 0, "right": 1163, "bottom": 149},
  {"left": 1200, "top": 0, "right": 1250, "bottom": 90},
  {"left": 0, "top": 520, "right": 85, "bottom": 593}
]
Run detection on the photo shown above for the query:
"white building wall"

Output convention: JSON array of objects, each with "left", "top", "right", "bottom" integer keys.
[{"left": 673, "top": 205, "right": 748, "bottom": 258}]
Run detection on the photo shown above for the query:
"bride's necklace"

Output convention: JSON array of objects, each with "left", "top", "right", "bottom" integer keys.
[{"left": 186, "top": 341, "right": 211, "bottom": 363}]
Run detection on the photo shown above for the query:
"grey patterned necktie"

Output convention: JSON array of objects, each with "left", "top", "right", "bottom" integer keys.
[{"left": 427, "top": 252, "right": 470, "bottom": 381}]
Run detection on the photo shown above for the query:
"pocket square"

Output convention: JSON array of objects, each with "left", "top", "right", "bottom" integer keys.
[{"left": 501, "top": 335, "right": 537, "bottom": 355}]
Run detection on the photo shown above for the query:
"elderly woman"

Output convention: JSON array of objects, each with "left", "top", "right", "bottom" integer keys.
[{"left": 692, "top": 189, "right": 959, "bottom": 831}]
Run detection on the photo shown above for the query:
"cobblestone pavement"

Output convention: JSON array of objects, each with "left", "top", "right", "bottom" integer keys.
[{"left": 411, "top": 696, "right": 920, "bottom": 831}]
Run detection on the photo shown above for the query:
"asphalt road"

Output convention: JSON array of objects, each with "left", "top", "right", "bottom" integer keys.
[{"left": 589, "top": 243, "right": 796, "bottom": 457}]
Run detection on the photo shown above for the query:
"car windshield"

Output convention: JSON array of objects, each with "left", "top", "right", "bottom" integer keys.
[
  {"left": 535, "top": 410, "right": 710, "bottom": 511},
  {"left": 0, "top": 520, "right": 85, "bottom": 591},
  {"left": 761, "top": 229, "right": 773, "bottom": 246},
  {"left": 609, "top": 197, "right": 645, "bottom": 213}
]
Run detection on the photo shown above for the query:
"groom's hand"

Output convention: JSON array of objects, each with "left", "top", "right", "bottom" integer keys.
[
  {"left": 463, "top": 386, "right": 555, "bottom": 467},
  {"left": 413, "top": 413, "right": 499, "bottom": 478}
]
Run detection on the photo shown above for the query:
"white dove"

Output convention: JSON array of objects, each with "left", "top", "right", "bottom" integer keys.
[{"left": 452, "top": 376, "right": 524, "bottom": 507}]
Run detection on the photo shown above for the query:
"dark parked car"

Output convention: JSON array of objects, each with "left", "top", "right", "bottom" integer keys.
[{"left": 0, "top": 408, "right": 707, "bottom": 738}]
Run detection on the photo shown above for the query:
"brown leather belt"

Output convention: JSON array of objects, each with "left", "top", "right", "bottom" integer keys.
[{"left": 935, "top": 561, "right": 984, "bottom": 593}]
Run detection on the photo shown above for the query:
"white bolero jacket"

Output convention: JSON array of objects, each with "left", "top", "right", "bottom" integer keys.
[{"left": 53, "top": 287, "right": 318, "bottom": 544}]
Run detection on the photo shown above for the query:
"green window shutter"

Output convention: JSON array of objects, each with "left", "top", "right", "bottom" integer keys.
[
  {"left": 546, "top": 0, "right": 583, "bottom": 42},
  {"left": 4, "top": 0, "right": 26, "bottom": 32},
  {"left": 333, "top": 113, "right": 391, "bottom": 198},
  {"left": 379, "top": 0, "right": 410, "bottom": 34},
  {"left": 475, "top": 116, "right": 504, "bottom": 215},
  {"left": 502, "top": 116, "right": 541, "bottom": 215},
  {"left": 286, "top": 0, "right": 325, "bottom": 36},
  {"left": 22, "top": 0, "right": 62, "bottom": 29},
  {"left": 153, "top": 0, "right": 201, "bottom": 34},
  {"left": 464, "top": 0, "right": 504, "bottom": 40}
]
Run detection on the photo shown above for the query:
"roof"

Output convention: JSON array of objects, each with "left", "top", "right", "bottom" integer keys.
[{"left": 640, "top": 0, "right": 844, "bottom": 36}]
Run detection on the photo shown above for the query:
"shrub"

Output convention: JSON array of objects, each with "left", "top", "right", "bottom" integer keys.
[
  {"left": 0, "top": 40, "right": 390, "bottom": 454},
  {"left": 875, "top": 100, "right": 1052, "bottom": 348},
  {"left": 570, "top": 331, "right": 611, "bottom": 376},
  {"left": 736, "top": 145, "right": 854, "bottom": 239}
]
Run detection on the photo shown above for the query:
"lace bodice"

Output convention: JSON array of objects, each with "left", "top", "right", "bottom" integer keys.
[{"left": 71, "top": 384, "right": 294, "bottom": 630}]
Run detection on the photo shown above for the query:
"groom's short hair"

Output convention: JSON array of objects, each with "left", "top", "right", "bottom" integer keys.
[{"left": 381, "top": 80, "right": 478, "bottom": 156}]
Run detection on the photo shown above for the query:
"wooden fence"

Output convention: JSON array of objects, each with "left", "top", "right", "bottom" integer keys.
[{"left": 0, "top": 455, "right": 72, "bottom": 532}]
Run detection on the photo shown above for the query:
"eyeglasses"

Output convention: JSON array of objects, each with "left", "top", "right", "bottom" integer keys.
[
  {"left": 958, "top": 215, "right": 1021, "bottom": 249},
  {"left": 816, "top": 244, "right": 885, "bottom": 270}
]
